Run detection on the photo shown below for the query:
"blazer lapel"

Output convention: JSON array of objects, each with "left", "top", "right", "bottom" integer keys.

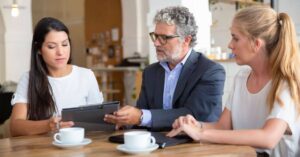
[
  {"left": 172, "top": 51, "right": 198, "bottom": 106},
  {"left": 154, "top": 66, "right": 164, "bottom": 108}
]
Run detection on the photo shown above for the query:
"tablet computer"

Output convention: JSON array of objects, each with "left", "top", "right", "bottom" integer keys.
[{"left": 62, "top": 101, "right": 120, "bottom": 131}]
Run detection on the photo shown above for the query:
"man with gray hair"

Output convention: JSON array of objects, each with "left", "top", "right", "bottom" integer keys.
[{"left": 105, "top": 6, "right": 225, "bottom": 131}]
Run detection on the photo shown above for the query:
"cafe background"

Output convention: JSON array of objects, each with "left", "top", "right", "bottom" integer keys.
[{"left": 0, "top": 0, "right": 300, "bottom": 137}]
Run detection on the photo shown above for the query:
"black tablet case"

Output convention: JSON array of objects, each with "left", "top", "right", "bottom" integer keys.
[
  {"left": 62, "top": 101, "right": 120, "bottom": 131},
  {"left": 108, "top": 132, "right": 192, "bottom": 148}
]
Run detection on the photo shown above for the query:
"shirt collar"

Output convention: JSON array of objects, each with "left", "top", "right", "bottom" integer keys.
[{"left": 180, "top": 48, "right": 192, "bottom": 65}]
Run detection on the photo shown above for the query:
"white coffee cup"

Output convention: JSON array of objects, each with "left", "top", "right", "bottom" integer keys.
[
  {"left": 53, "top": 127, "right": 84, "bottom": 144},
  {"left": 124, "top": 131, "right": 156, "bottom": 150}
]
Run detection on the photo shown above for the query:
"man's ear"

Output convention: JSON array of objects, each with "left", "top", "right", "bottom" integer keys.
[{"left": 183, "top": 35, "right": 192, "bottom": 47}]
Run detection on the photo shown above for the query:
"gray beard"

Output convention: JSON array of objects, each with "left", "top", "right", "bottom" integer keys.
[{"left": 157, "top": 46, "right": 182, "bottom": 64}]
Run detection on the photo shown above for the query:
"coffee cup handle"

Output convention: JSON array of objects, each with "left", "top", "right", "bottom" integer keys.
[
  {"left": 150, "top": 136, "right": 156, "bottom": 145},
  {"left": 53, "top": 133, "right": 62, "bottom": 143}
]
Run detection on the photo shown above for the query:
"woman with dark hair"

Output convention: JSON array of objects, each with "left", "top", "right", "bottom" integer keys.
[{"left": 10, "top": 17, "right": 103, "bottom": 136}]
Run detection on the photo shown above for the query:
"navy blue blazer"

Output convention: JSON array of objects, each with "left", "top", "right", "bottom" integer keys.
[{"left": 136, "top": 50, "right": 225, "bottom": 131}]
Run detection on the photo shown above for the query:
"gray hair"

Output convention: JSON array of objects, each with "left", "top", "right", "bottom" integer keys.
[{"left": 153, "top": 6, "right": 198, "bottom": 47}]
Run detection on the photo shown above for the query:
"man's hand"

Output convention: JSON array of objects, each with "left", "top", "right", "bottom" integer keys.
[{"left": 104, "top": 105, "right": 142, "bottom": 129}]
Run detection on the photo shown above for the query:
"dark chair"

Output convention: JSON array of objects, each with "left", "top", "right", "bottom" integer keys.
[{"left": 0, "top": 92, "right": 13, "bottom": 124}]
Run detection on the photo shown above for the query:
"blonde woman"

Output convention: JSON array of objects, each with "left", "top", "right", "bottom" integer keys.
[{"left": 167, "top": 6, "right": 300, "bottom": 157}]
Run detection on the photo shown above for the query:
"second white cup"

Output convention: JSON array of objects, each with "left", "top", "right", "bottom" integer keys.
[
  {"left": 53, "top": 127, "right": 84, "bottom": 144},
  {"left": 124, "top": 131, "right": 156, "bottom": 150}
]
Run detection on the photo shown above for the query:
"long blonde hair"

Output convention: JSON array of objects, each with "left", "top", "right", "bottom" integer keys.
[{"left": 234, "top": 6, "right": 300, "bottom": 113}]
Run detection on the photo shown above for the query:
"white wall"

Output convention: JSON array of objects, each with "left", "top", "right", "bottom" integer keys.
[
  {"left": 0, "top": 10, "right": 5, "bottom": 83},
  {"left": 210, "top": 3, "right": 235, "bottom": 53},
  {"left": 121, "top": 0, "right": 139, "bottom": 58},
  {"left": 139, "top": 0, "right": 150, "bottom": 58},
  {"left": 276, "top": 0, "right": 300, "bottom": 42},
  {"left": 0, "top": 0, "right": 32, "bottom": 83},
  {"left": 121, "top": 0, "right": 150, "bottom": 59},
  {"left": 276, "top": 0, "right": 300, "bottom": 24}
]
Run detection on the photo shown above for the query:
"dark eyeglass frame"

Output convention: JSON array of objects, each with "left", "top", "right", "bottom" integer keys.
[{"left": 149, "top": 32, "right": 180, "bottom": 45}]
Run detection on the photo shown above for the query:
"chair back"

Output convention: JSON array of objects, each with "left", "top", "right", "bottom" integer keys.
[{"left": 0, "top": 92, "right": 13, "bottom": 124}]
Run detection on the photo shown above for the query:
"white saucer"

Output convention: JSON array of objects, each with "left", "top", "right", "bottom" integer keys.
[
  {"left": 52, "top": 138, "right": 92, "bottom": 148},
  {"left": 116, "top": 144, "right": 159, "bottom": 154}
]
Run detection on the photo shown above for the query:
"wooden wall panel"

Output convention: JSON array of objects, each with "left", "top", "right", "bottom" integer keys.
[{"left": 85, "top": 0, "right": 124, "bottom": 102}]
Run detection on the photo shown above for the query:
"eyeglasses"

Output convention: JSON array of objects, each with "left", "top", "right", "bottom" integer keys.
[{"left": 149, "top": 32, "right": 180, "bottom": 45}]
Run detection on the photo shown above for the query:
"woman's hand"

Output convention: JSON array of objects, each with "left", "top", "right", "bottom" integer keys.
[
  {"left": 167, "top": 114, "right": 203, "bottom": 141},
  {"left": 48, "top": 116, "right": 74, "bottom": 132}
]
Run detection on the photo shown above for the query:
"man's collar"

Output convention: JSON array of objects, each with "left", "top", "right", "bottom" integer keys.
[{"left": 180, "top": 49, "right": 192, "bottom": 65}]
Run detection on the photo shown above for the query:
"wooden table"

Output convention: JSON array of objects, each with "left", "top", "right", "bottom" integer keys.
[{"left": 0, "top": 131, "right": 256, "bottom": 157}]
